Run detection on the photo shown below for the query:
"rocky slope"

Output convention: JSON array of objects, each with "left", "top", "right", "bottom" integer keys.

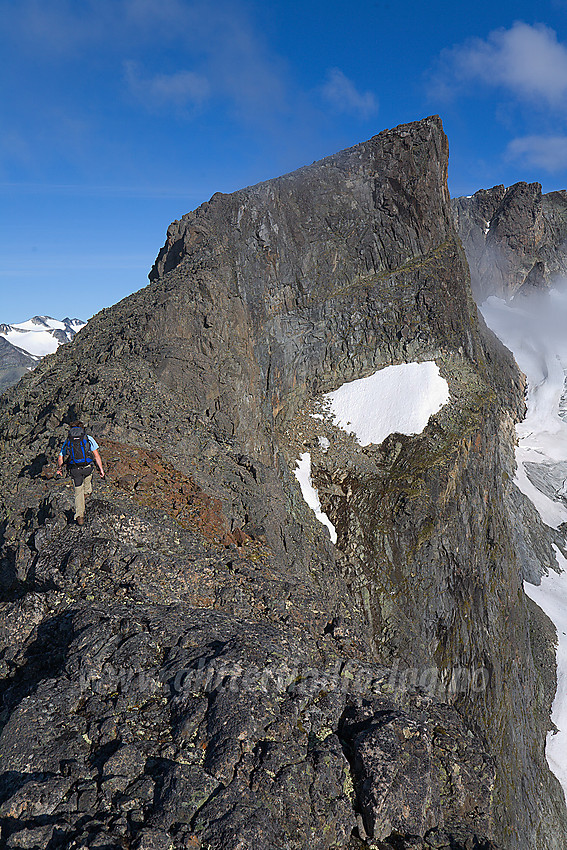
[
  {"left": 452, "top": 183, "right": 567, "bottom": 300},
  {"left": 0, "top": 116, "right": 565, "bottom": 849}
]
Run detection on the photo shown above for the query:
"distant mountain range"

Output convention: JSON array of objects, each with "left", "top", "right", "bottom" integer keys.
[{"left": 0, "top": 316, "right": 85, "bottom": 393}]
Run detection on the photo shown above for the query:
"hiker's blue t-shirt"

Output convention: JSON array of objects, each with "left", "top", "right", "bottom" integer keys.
[{"left": 60, "top": 435, "right": 99, "bottom": 456}]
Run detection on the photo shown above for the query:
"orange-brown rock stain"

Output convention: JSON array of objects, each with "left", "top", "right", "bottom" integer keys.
[{"left": 100, "top": 439, "right": 252, "bottom": 549}]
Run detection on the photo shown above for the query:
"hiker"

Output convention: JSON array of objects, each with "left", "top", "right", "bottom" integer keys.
[{"left": 56, "top": 421, "right": 105, "bottom": 525}]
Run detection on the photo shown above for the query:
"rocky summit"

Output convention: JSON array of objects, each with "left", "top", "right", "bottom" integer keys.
[
  {"left": 0, "top": 115, "right": 566, "bottom": 850},
  {"left": 453, "top": 183, "right": 567, "bottom": 300}
]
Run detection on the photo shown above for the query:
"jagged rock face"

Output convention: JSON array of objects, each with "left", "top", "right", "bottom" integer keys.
[
  {"left": 147, "top": 118, "right": 483, "bottom": 457},
  {"left": 453, "top": 182, "right": 567, "bottom": 300},
  {"left": 0, "top": 116, "right": 565, "bottom": 849}
]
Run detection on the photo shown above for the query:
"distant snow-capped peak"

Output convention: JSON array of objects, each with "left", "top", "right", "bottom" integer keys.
[{"left": 0, "top": 316, "right": 86, "bottom": 357}]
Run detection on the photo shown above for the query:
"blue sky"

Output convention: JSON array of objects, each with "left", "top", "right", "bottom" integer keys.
[{"left": 3, "top": 0, "right": 567, "bottom": 323}]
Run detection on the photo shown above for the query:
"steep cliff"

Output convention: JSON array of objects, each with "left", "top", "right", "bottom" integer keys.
[
  {"left": 453, "top": 183, "right": 567, "bottom": 300},
  {"left": 0, "top": 116, "right": 565, "bottom": 850}
]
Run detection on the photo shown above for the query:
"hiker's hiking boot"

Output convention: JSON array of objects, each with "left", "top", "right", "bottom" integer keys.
[{"left": 76, "top": 515, "right": 84, "bottom": 526}]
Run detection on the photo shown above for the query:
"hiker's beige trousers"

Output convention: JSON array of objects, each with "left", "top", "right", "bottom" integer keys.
[{"left": 74, "top": 473, "right": 92, "bottom": 519}]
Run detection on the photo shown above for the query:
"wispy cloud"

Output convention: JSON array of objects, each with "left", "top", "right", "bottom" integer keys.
[
  {"left": 1, "top": 0, "right": 375, "bottom": 175},
  {"left": 321, "top": 69, "right": 378, "bottom": 119},
  {"left": 433, "top": 22, "right": 567, "bottom": 106},
  {"left": 506, "top": 135, "right": 567, "bottom": 172},
  {"left": 123, "top": 1, "right": 291, "bottom": 129},
  {"left": 4, "top": 0, "right": 298, "bottom": 141},
  {"left": 181, "top": 2, "right": 290, "bottom": 126},
  {"left": 5, "top": 0, "right": 113, "bottom": 57},
  {"left": 124, "top": 62, "right": 210, "bottom": 111}
]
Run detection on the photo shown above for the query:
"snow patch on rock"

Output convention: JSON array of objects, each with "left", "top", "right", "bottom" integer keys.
[
  {"left": 294, "top": 452, "right": 337, "bottom": 544},
  {"left": 324, "top": 361, "right": 450, "bottom": 447}
]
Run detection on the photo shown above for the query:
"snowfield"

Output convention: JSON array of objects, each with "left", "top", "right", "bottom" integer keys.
[
  {"left": 481, "top": 289, "right": 567, "bottom": 798},
  {"left": 481, "top": 294, "right": 567, "bottom": 528},
  {"left": 524, "top": 547, "right": 567, "bottom": 793},
  {"left": 324, "top": 361, "right": 450, "bottom": 446},
  {"left": 2, "top": 329, "right": 61, "bottom": 357},
  {"left": 0, "top": 316, "right": 85, "bottom": 358}
]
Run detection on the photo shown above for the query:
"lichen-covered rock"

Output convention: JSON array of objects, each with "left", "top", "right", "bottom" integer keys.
[{"left": 0, "top": 116, "right": 565, "bottom": 849}]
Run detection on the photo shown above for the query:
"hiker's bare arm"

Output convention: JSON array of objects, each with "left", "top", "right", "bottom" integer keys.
[
  {"left": 93, "top": 449, "right": 105, "bottom": 478},
  {"left": 56, "top": 453, "right": 64, "bottom": 476}
]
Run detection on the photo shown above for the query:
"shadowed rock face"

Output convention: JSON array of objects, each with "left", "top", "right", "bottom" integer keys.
[
  {"left": 0, "top": 116, "right": 565, "bottom": 850},
  {"left": 0, "top": 338, "right": 36, "bottom": 395},
  {"left": 453, "top": 182, "right": 567, "bottom": 300}
]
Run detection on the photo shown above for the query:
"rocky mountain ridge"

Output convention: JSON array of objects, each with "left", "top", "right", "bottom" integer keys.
[{"left": 0, "top": 116, "right": 565, "bottom": 849}]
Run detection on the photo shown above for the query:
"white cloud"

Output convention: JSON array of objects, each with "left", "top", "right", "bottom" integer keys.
[
  {"left": 322, "top": 69, "right": 378, "bottom": 119},
  {"left": 7, "top": 0, "right": 287, "bottom": 121},
  {"left": 124, "top": 62, "right": 210, "bottom": 110},
  {"left": 188, "top": 3, "right": 289, "bottom": 125},
  {"left": 123, "top": 2, "right": 291, "bottom": 129},
  {"left": 437, "top": 22, "right": 567, "bottom": 105},
  {"left": 4, "top": 0, "right": 188, "bottom": 56},
  {"left": 506, "top": 135, "right": 567, "bottom": 171},
  {"left": 2, "top": 0, "right": 335, "bottom": 145}
]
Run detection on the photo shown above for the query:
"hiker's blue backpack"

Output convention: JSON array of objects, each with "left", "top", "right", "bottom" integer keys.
[{"left": 65, "top": 426, "right": 93, "bottom": 467}]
